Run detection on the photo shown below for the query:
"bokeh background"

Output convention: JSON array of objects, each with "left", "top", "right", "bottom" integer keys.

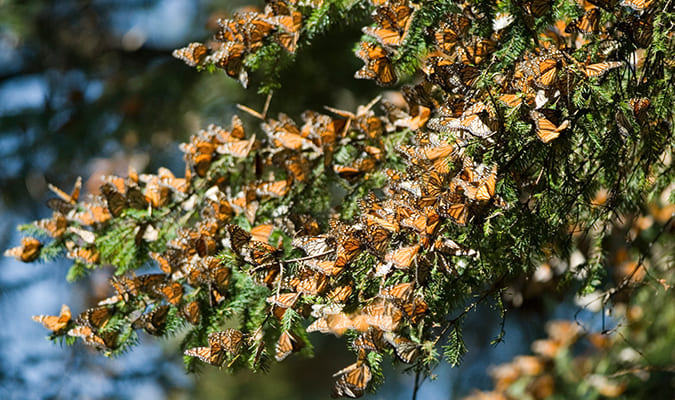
[{"left": 0, "top": 1, "right": 620, "bottom": 399}]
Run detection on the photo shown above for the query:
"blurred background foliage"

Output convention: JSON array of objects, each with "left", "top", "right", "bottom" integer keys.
[{"left": 0, "top": 0, "right": 673, "bottom": 399}]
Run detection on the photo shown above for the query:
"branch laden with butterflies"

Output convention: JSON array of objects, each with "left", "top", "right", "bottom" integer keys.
[{"left": 7, "top": 0, "right": 674, "bottom": 398}]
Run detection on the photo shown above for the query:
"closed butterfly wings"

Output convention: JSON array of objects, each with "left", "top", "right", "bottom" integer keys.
[
  {"left": 362, "top": 2, "right": 415, "bottom": 48},
  {"left": 185, "top": 329, "right": 245, "bottom": 366},
  {"left": 275, "top": 330, "right": 305, "bottom": 361},
  {"left": 355, "top": 42, "right": 397, "bottom": 86},
  {"left": 172, "top": 42, "right": 208, "bottom": 67},
  {"left": 132, "top": 305, "right": 171, "bottom": 336},
  {"left": 332, "top": 350, "right": 372, "bottom": 398},
  {"left": 4, "top": 237, "right": 42, "bottom": 263}
]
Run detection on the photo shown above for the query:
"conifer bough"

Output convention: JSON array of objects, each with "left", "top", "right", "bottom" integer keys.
[{"left": 8, "top": 0, "right": 674, "bottom": 398}]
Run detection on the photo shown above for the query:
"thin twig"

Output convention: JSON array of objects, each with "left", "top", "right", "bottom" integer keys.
[{"left": 412, "top": 367, "right": 421, "bottom": 400}]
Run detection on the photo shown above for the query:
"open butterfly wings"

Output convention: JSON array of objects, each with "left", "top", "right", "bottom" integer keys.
[{"left": 32, "top": 304, "right": 72, "bottom": 333}]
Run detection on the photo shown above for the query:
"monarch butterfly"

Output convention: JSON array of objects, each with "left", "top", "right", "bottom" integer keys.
[
  {"left": 629, "top": 97, "right": 650, "bottom": 124},
  {"left": 127, "top": 184, "right": 148, "bottom": 210},
  {"left": 215, "top": 17, "right": 245, "bottom": 43},
  {"left": 616, "top": 12, "right": 653, "bottom": 48},
  {"left": 292, "top": 235, "right": 334, "bottom": 256},
  {"left": 242, "top": 13, "right": 275, "bottom": 51},
  {"left": 195, "top": 235, "right": 217, "bottom": 258},
  {"left": 362, "top": 213, "right": 399, "bottom": 233},
  {"left": 460, "top": 164, "right": 498, "bottom": 202},
  {"left": 264, "top": 0, "right": 292, "bottom": 16},
  {"left": 283, "top": 154, "right": 310, "bottom": 182},
  {"left": 583, "top": 61, "right": 624, "bottom": 78},
  {"left": 142, "top": 179, "right": 170, "bottom": 208},
  {"left": 433, "top": 13, "right": 471, "bottom": 53},
  {"left": 263, "top": 114, "right": 315, "bottom": 151},
  {"left": 256, "top": 179, "right": 290, "bottom": 198},
  {"left": 288, "top": 267, "right": 328, "bottom": 295},
  {"left": 155, "top": 281, "right": 184, "bottom": 306},
  {"left": 355, "top": 111, "right": 385, "bottom": 140},
  {"left": 363, "top": 2, "right": 415, "bottom": 48},
  {"left": 522, "top": 0, "right": 552, "bottom": 17},
  {"left": 275, "top": 330, "right": 305, "bottom": 361},
  {"left": 535, "top": 56, "right": 562, "bottom": 87},
  {"left": 333, "top": 161, "right": 370, "bottom": 181},
  {"left": 4, "top": 237, "right": 42, "bottom": 263},
  {"left": 212, "top": 42, "right": 249, "bottom": 88},
  {"left": 307, "top": 312, "right": 353, "bottom": 336},
  {"left": 399, "top": 211, "right": 430, "bottom": 234},
  {"left": 353, "top": 297, "right": 403, "bottom": 332},
  {"left": 48, "top": 176, "right": 82, "bottom": 205},
  {"left": 230, "top": 193, "right": 259, "bottom": 224},
  {"left": 335, "top": 235, "right": 362, "bottom": 268},
  {"left": 206, "top": 118, "right": 244, "bottom": 145},
  {"left": 132, "top": 305, "right": 171, "bottom": 336},
  {"left": 355, "top": 41, "right": 397, "bottom": 86},
  {"left": 67, "top": 247, "right": 101, "bottom": 264},
  {"left": 185, "top": 329, "right": 244, "bottom": 366},
  {"left": 379, "top": 282, "right": 415, "bottom": 303},
  {"left": 360, "top": 224, "right": 390, "bottom": 256},
  {"left": 250, "top": 224, "right": 275, "bottom": 244},
  {"left": 304, "top": 259, "right": 344, "bottom": 277},
  {"left": 46, "top": 197, "right": 75, "bottom": 215},
  {"left": 382, "top": 100, "right": 431, "bottom": 131},
  {"left": 270, "top": 11, "right": 302, "bottom": 53},
  {"left": 68, "top": 325, "right": 118, "bottom": 350},
  {"left": 77, "top": 306, "right": 112, "bottom": 330},
  {"left": 498, "top": 93, "right": 525, "bottom": 108},
  {"left": 587, "top": 0, "right": 618, "bottom": 11},
  {"left": 246, "top": 240, "right": 280, "bottom": 266},
  {"left": 71, "top": 200, "right": 112, "bottom": 226},
  {"left": 400, "top": 295, "right": 429, "bottom": 324},
  {"left": 181, "top": 300, "right": 201, "bottom": 325},
  {"left": 426, "top": 62, "right": 480, "bottom": 92},
  {"left": 202, "top": 194, "right": 234, "bottom": 225},
  {"left": 384, "top": 244, "right": 420, "bottom": 270},
  {"left": 428, "top": 101, "right": 496, "bottom": 138},
  {"left": 353, "top": 329, "right": 385, "bottom": 352},
  {"left": 227, "top": 224, "right": 252, "bottom": 254},
  {"left": 438, "top": 192, "right": 469, "bottom": 225},
  {"left": 34, "top": 212, "right": 68, "bottom": 239},
  {"left": 434, "top": 238, "right": 479, "bottom": 257},
  {"left": 100, "top": 183, "right": 127, "bottom": 217},
  {"left": 332, "top": 351, "right": 372, "bottom": 398},
  {"left": 172, "top": 42, "right": 209, "bottom": 67},
  {"left": 106, "top": 275, "right": 139, "bottom": 304},
  {"left": 459, "top": 37, "right": 496, "bottom": 65},
  {"left": 530, "top": 110, "right": 570, "bottom": 143},
  {"left": 68, "top": 225, "right": 96, "bottom": 244},
  {"left": 216, "top": 136, "right": 255, "bottom": 158},
  {"left": 565, "top": 7, "right": 601, "bottom": 34},
  {"left": 383, "top": 332, "right": 420, "bottom": 363},
  {"left": 266, "top": 292, "right": 301, "bottom": 308},
  {"left": 207, "top": 261, "right": 231, "bottom": 292},
  {"left": 620, "top": 0, "right": 654, "bottom": 11},
  {"left": 32, "top": 304, "right": 71, "bottom": 333},
  {"left": 327, "top": 283, "right": 353, "bottom": 303}
]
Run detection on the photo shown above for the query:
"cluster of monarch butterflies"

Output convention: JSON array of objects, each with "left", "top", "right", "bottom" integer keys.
[
  {"left": 173, "top": 0, "right": 306, "bottom": 87},
  {"left": 462, "top": 319, "right": 632, "bottom": 400},
  {"left": 10, "top": 0, "right": 670, "bottom": 398}
]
